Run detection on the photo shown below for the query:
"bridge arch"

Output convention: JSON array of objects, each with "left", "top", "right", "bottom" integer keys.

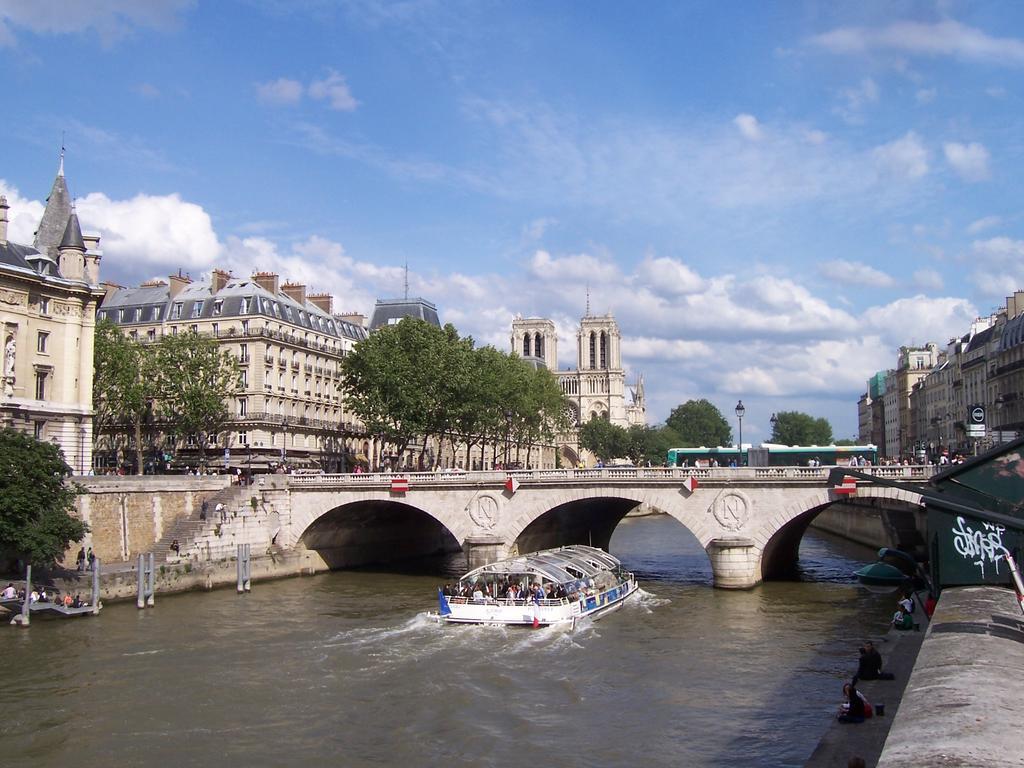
[{"left": 297, "top": 498, "right": 462, "bottom": 569}]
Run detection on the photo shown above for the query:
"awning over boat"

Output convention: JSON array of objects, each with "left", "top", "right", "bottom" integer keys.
[{"left": 460, "top": 545, "right": 624, "bottom": 585}]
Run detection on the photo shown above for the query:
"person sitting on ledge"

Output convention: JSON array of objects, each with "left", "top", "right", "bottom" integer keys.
[
  {"left": 856, "top": 640, "right": 894, "bottom": 681},
  {"left": 837, "top": 682, "right": 869, "bottom": 723},
  {"left": 892, "top": 605, "right": 913, "bottom": 630}
]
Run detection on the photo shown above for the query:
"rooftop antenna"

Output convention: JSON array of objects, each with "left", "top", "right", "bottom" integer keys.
[
  {"left": 58, "top": 132, "right": 65, "bottom": 177},
  {"left": 585, "top": 284, "right": 591, "bottom": 317},
  {"left": 403, "top": 260, "right": 409, "bottom": 300}
]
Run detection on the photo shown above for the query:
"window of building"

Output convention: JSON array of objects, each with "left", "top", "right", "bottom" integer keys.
[
  {"left": 239, "top": 343, "right": 248, "bottom": 362},
  {"left": 238, "top": 398, "right": 247, "bottom": 417},
  {"left": 35, "top": 370, "right": 47, "bottom": 400},
  {"left": 523, "top": 336, "right": 531, "bottom": 357},
  {"left": 192, "top": 301, "right": 203, "bottom": 318},
  {"left": 129, "top": 330, "right": 138, "bottom": 341},
  {"left": 147, "top": 329, "right": 156, "bottom": 342},
  {"left": 240, "top": 369, "right": 248, "bottom": 387},
  {"left": 211, "top": 323, "right": 218, "bottom": 335},
  {"left": 39, "top": 297, "right": 49, "bottom": 315},
  {"left": 241, "top": 319, "right": 249, "bottom": 334},
  {"left": 240, "top": 297, "right": 251, "bottom": 314},
  {"left": 118, "top": 308, "right": 126, "bottom": 322},
  {"left": 151, "top": 306, "right": 161, "bottom": 321},
  {"left": 171, "top": 326, "right": 177, "bottom": 335},
  {"left": 37, "top": 331, "right": 49, "bottom": 353},
  {"left": 34, "top": 421, "right": 45, "bottom": 440},
  {"left": 190, "top": 324, "right": 198, "bottom": 334},
  {"left": 171, "top": 302, "right": 183, "bottom": 319},
  {"left": 213, "top": 299, "right": 223, "bottom": 316},
  {"left": 238, "top": 431, "right": 248, "bottom": 445}
]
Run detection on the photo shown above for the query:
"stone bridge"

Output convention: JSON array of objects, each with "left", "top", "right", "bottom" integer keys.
[{"left": 254, "top": 465, "right": 938, "bottom": 589}]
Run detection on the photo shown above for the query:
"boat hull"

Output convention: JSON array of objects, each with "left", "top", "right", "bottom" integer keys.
[{"left": 431, "top": 578, "right": 638, "bottom": 627}]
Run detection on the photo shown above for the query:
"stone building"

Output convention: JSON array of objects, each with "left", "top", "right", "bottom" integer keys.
[
  {"left": 511, "top": 311, "right": 646, "bottom": 465},
  {"left": 0, "top": 159, "right": 104, "bottom": 472},
  {"left": 98, "top": 270, "right": 369, "bottom": 472}
]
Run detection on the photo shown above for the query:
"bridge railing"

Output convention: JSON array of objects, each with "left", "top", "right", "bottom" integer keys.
[{"left": 282, "top": 464, "right": 939, "bottom": 487}]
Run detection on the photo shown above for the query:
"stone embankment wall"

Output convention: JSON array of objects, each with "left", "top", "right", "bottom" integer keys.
[
  {"left": 69, "top": 476, "right": 232, "bottom": 565},
  {"left": 810, "top": 504, "right": 926, "bottom": 553},
  {"left": 878, "top": 586, "right": 1024, "bottom": 767}
]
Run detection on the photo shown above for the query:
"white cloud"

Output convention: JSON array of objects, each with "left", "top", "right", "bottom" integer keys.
[
  {"left": 913, "top": 269, "right": 943, "bottom": 291},
  {"left": 967, "top": 215, "right": 1001, "bottom": 234},
  {"left": 635, "top": 256, "right": 704, "bottom": 296},
  {"left": 256, "top": 77, "right": 304, "bottom": 106},
  {"left": 733, "top": 113, "right": 762, "bottom": 141},
  {"left": 986, "top": 85, "right": 1007, "bottom": 99},
  {"left": 943, "top": 142, "right": 991, "bottom": 182},
  {"left": 0, "top": 0, "right": 193, "bottom": 47},
  {"left": 809, "top": 20, "right": 1024, "bottom": 66},
  {"left": 834, "top": 78, "right": 879, "bottom": 123},
  {"left": 77, "top": 191, "right": 221, "bottom": 270},
  {"left": 528, "top": 250, "right": 619, "bottom": 283},
  {"left": 818, "top": 260, "right": 895, "bottom": 288},
  {"left": 863, "top": 295, "right": 978, "bottom": 346},
  {"left": 872, "top": 132, "right": 928, "bottom": 179},
  {"left": 915, "top": 87, "right": 936, "bottom": 104},
  {"left": 309, "top": 69, "right": 358, "bottom": 111}
]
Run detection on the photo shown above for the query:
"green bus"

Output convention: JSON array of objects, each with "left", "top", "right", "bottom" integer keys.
[{"left": 667, "top": 444, "right": 878, "bottom": 468}]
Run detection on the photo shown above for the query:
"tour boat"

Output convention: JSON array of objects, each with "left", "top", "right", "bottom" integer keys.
[{"left": 430, "top": 544, "right": 638, "bottom": 627}]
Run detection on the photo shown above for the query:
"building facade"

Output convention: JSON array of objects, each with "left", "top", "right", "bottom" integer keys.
[
  {"left": 99, "top": 270, "right": 369, "bottom": 472},
  {"left": 511, "top": 311, "right": 646, "bottom": 465},
  {"left": 0, "top": 161, "right": 104, "bottom": 473}
]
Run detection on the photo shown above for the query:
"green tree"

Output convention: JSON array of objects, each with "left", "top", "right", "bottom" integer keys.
[
  {"left": 93, "top": 318, "right": 156, "bottom": 474},
  {"left": 153, "top": 331, "right": 240, "bottom": 464},
  {"left": 579, "top": 417, "right": 629, "bottom": 462},
  {"left": 770, "top": 411, "right": 834, "bottom": 446},
  {"left": 665, "top": 399, "right": 732, "bottom": 447},
  {"left": 0, "top": 429, "right": 87, "bottom": 567}
]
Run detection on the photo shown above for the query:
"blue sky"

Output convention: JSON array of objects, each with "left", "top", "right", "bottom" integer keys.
[{"left": 2, "top": 1, "right": 1023, "bottom": 441}]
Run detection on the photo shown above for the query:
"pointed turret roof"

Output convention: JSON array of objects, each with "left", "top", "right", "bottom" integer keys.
[
  {"left": 33, "top": 152, "right": 73, "bottom": 260},
  {"left": 59, "top": 212, "right": 86, "bottom": 252}
]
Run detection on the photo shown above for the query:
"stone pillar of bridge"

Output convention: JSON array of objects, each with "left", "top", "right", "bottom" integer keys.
[
  {"left": 706, "top": 536, "right": 761, "bottom": 589},
  {"left": 463, "top": 535, "right": 509, "bottom": 570}
]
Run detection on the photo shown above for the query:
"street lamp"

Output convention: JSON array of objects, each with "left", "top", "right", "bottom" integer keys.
[
  {"left": 735, "top": 400, "right": 745, "bottom": 466},
  {"left": 504, "top": 409, "right": 513, "bottom": 469}
]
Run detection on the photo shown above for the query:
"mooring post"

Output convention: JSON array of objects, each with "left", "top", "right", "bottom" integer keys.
[
  {"left": 244, "top": 543, "right": 251, "bottom": 592},
  {"left": 18, "top": 564, "right": 32, "bottom": 627},
  {"left": 92, "top": 557, "right": 101, "bottom": 615},
  {"left": 137, "top": 554, "right": 145, "bottom": 609},
  {"left": 236, "top": 544, "right": 244, "bottom": 593},
  {"left": 147, "top": 552, "right": 155, "bottom": 607}
]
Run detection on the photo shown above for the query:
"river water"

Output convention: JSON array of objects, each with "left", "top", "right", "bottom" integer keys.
[{"left": 2, "top": 516, "right": 896, "bottom": 768}]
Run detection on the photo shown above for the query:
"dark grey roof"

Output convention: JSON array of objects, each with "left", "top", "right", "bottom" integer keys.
[
  {"left": 0, "top": 241, "right": 37, "bottom": 271},
  {"left": 33, "top": 167, "right": 72, "bottom": 260},
  {"left": 965, "top": 325, "right": 995, "bottom": 354},
  {"left": 1000, "top": 312, "right": 1024, "bottom": 353},
  {"left": 100, "top": 276, "right": 368, "bottom": 343},
  {"left": 59, "top": 213, "right": 85, "bottom": 251},
  {"left": 368, "top": 297, "right": 440, "bottom": 331}
]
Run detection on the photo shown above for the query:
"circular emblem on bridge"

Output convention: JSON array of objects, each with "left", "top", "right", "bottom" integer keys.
[
  {"left": 711, "top": 490, "right": 751, "bottom": 531},
  {"left": 469, "top": 494, "right": 500, "bottom": 530}
]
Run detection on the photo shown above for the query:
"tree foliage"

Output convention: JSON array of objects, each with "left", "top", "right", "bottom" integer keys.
[
  {"left": 579, "top": 417, "right": 629, "bottom": 462},
  {"left": 93, "top": 318, "right": 157, "bottom": 474},
  {"left": 341, "top": 318, "right": 569, "bottom": 467},
  {"left": 0, "top": 429, "right": 87, "bottom": 567},
  {"left": 152, "top": 331, "right": 240, "bottom": 461},
  {"left": 769, "top": 410, "right": 834, "bottom": 446},
  {"left": 665, "top": 399, "right": 732, "bottom": 447}
]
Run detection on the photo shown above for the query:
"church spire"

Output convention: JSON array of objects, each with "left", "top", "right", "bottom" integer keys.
[{"left": 34, "top": 147, "right": 73, "bottom": 259}]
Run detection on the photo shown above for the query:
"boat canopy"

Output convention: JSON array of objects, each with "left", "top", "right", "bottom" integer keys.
[{"left": 460, "top": 545, "right": 623, "bottom": 585}]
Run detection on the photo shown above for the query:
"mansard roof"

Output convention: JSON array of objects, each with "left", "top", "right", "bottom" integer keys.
[
  {"left": 368, "top": 297, "right": 440, "bottom": 330},
  {"left": 964, "top": 325, "right": 995, "bottom": 354},
  {"left": 101, "top": 275, "right": 368, "bottom": 342}
]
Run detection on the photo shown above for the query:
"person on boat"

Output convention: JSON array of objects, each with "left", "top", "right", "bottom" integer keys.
[
  {"left": 837, "top": 682, "right": 869, "bottom": 723},
  {"left": 1, "top": 583, "right": 15, "bottom": 599},
  {"left": 63, "top": 593, "right": 73, "bottom": 607},
  {"left": 471, "top": 583, "right": 485, "bottom": 602},
  {"left": 29, "top": 589, "right": 39, "bottom": 603},
  {"left": 72, "top": 594, "right": 82, "bottom": 608}
]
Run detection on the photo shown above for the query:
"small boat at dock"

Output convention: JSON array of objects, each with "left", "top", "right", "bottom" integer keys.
[{"left": 430, "top": 544, "right": 638, "bottom": 627}]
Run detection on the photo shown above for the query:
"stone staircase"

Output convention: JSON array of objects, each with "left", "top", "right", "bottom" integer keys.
[
  {"left": 151, "top": 484, "right": 252, "bottom": 565},
  {"left": 187, "top": 487, "right": 283, "bottom": 563}
]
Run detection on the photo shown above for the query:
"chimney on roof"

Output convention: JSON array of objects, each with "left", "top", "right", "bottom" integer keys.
[
  {"left": 281, "top": 282, "right": 307, "bottom": 306},
  {"left": 252, "top": 271, "right": 280, "bottom": 295},
  {"left": 168, "top": 271, "right": 192, "bottom": 299},
  {"left": 101, "top": 281, "right": 124, "bottom": 304},
  {"left": 335, "top": 312, "right": 367, "bottom": 329},
  {"left": 307, "top": 292, "right": 333, "bottom": 314},
  {"left": 211, "top": 268, "right": 232, "bottom": 294},
  {"left": 0, "top": 195, "right": 8, "bottom": 245}
]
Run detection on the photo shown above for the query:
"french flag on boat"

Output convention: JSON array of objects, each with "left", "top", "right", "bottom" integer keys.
[
  {"left": 437, "top": 588, "right": 452, "bottom": 617},
  {"left": 391, "top": 476, "right": 410, "bottom": 493},
  {"left": 833, "top": 476, "right": 858, "bottom": 495}
]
